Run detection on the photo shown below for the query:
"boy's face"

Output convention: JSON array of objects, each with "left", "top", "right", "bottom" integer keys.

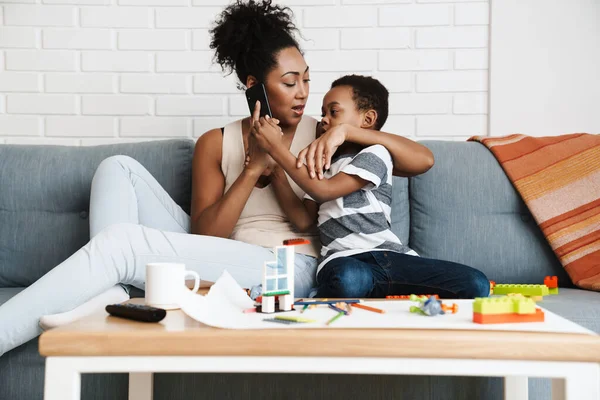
[{"left": 320, "top": 85, "right": 365, "bottom": 135}]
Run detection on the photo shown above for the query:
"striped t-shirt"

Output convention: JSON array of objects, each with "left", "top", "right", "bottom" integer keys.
[{"left": 305, "top": 144, "right": 417, "bottom": 274}]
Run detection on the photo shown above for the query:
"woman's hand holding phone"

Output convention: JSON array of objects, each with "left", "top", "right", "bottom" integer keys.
[
  {"left": 244, "top": 101, "right": 280, "bottom": 176},
  {"left": 251, "top": 102, "right": 283, "bottom": 154}
]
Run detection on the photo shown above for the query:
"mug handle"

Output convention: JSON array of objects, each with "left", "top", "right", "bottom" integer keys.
[{"left": 185, "top": 270, "right": 200, "bottom": 294}]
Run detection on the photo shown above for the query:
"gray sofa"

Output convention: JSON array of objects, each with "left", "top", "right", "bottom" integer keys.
[{"left": 1, "top": 139, "right": 598, "bottom": 400}]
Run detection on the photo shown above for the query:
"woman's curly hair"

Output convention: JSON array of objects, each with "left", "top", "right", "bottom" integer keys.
[{"left": 209, "top": 0, "right": 300, "bottom": 87}]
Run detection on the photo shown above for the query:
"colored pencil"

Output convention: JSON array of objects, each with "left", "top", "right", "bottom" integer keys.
[
  {"left": 351, "top": 303, "right": 386, "bottom": 314},
  {"left": 328, "top": 304, "right": 349, "bottom": 315},
  {"left": 344, "top": 302, "right": 353, "bottom": 314},
  {"left": 294, "top": 300, "right": 360, "bottom": 306},
  {"left": 263, "top": 318, "right": 297, "bottom": 325},
  {"left": 274, "top": 315, "right": 316, "bottom": 323},
  {"left": 326, "top": 311, "right": 345, "bottom": 325}
]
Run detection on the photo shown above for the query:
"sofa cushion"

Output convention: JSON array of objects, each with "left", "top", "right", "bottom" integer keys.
[
  {"left": 409, "top": 141, "right": 572, "bottom": 286},
  {"left": 0, "top": 287, "right": 130, "bottom": 400},
  {"left": 0, "top": 287, "right": 24, "bottom": 306},
  {"left": 538, "top": 288, "right": 600, "bottom": 334},
  {"left": 0, "top": 140, "right": 195, "bottom": 287},
  {"left": 390, "top": 176, "right": 409, "bottom": 246}
]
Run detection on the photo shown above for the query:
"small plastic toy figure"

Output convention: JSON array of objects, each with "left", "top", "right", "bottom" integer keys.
[
  {"left": 409, "top": 295, "right": 445, "bottom": 316},
  {"left": 408, "top": 294, "right": 458, "bottom": 316},
  {"left": 248, "top": 284, "right": 262, "bottom": 300}
]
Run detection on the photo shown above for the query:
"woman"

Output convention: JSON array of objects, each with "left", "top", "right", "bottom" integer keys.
[{"left": 0, "top": 0, "right": 433, "bottom": 357}]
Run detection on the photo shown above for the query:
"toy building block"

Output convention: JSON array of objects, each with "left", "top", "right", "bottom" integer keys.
[
  {"left": 544, "top": 276, "right": 559, "bottom": 294},
  {"left": 283, "top": 238, "right": 310, "bottom": 246},
  {"left": 386, "top": 294, "right": 439, "bottom": 300},
  {"left": 473, "top": 309, "right": 544, "bottom": 324},
  {"left": 473, "top": 297, "right": 544, "bottom": 324},
  {"left": 279, "top": 294, "right": 293, "bottom": 311},
  {"left": 473, "top": 297, "right": 536, "bottom": 315},
  {"left": 492, "top": 284, "right": 549, "bottom": 297},
  {"left": 262, "top": 290, "right": 290, "bottom": 297},
  {"left": 441, "top": 303, "right": 458, "bottom": 314},
  {"left": 262, "top": 295, "right": 275, "bottom": 313},
  {"left": 260, "top": 240, "right": 305, "bottom": 313}
]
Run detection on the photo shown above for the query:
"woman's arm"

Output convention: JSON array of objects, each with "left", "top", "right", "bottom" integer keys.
[
  {"left": 297, "top": 123, "right": 435, "bottom": 179},
  {"left": 270, "top": 166, "right": 318, "bottom": 232},
  {"left": 190, "top": 128, "right": 264, "bottom": 238}
]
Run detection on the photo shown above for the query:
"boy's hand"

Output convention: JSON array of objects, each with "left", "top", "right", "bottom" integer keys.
[
  {"left": 297, "top": 123, "right": 347, "bottom": 179},
  {"left": 251, "top": 112, "right": 283, "bottom": 153}
]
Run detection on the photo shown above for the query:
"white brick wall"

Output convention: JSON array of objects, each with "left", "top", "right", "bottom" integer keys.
[{"left": 0, "top": 0, "right": 489, "bottom": 145}]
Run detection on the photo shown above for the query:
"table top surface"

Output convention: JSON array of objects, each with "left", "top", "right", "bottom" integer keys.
[{"left": 39, "top": 297, "right": 600, "bottom": 362}]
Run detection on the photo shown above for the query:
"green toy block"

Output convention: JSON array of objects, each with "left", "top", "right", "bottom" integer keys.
[
  {"left": 492, "top": 284, "right": 549, "bottom": 297},
  {"left": 263, "top": 290, "right": 290, "bottom": 297},
  {"left": 549, "top": 287, "right": 559, "bottom": 295},
  {"left": 473, "top": 297, "right": 536, "bottom": 315}
]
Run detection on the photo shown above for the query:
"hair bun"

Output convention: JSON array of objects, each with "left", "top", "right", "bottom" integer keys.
[{"left": 210, "top": 0, "right": 299, "bottom": 85}]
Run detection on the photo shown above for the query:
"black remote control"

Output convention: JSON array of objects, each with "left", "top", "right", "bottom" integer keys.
[{"left": 105, "top": 303, "right": 166, "bottom": 323}]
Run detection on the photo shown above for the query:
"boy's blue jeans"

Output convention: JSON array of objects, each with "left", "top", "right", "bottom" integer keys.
[{"left": 315, "top": 251, "right": 490, "bottom": 299}]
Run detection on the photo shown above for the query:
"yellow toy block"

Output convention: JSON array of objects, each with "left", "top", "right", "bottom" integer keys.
[
  {"left": 473, "top": 297, "right": 536, "bottom": 315},
  {"left": 492, "top": 284, "right": 549, "bottom": 297}
]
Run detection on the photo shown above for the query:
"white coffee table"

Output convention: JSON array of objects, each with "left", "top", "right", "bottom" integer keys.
[{"left": 39, "top": 298, "right": 600, "bottom": 400}]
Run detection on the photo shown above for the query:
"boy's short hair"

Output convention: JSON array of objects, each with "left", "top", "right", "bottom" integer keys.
[{"left": 331, "top": 74, "right": 389, "bottom": 130}]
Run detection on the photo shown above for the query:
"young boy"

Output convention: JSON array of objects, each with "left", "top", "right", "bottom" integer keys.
[{"left": 252, "top": 75, "right": 489, "bottom": 299}]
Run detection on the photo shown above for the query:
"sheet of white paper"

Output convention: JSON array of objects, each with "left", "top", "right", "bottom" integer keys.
[
  {"left": 181, "top": 270, "right": 254, "bottom": 328},
  {"left": 180, "top": 271, "right": 595, "bottom": 336}
]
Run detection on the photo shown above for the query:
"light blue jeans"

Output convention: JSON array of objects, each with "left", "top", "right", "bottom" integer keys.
[{"left": 0, "top": 155, "right": 317, "bottom": 356}]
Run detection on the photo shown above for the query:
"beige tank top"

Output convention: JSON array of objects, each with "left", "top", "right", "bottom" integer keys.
[{"left": 221, "top": 115, "right": 320, "bottom": 257}]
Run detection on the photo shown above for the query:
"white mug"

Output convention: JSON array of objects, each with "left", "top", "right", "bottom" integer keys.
[{"left": 145, "top": 263, "right": 200, "bottom": 310}]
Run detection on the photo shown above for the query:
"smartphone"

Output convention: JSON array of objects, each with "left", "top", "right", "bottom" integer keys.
[{"left": 246, "top": 83, "right": 273, "bottom": 118}]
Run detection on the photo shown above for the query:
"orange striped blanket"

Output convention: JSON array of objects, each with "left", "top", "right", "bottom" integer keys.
[{"left": 469, "top": 133, "right": 600, "bottom": 291}]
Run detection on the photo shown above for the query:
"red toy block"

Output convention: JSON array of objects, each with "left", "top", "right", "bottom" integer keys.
[
  {"left": 473, "top": 309, "right": 545, "bottom": 324},
  {"left": 544, "top": 276, "right": 558, "bottom": 289},
  {"left": 283, "top": 238, "right": 311, "bottom": 246}
]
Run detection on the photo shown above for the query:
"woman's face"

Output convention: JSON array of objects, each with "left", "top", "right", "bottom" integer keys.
[{"left": 262, "top": 46, "right": 310, "bottom": 128}]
